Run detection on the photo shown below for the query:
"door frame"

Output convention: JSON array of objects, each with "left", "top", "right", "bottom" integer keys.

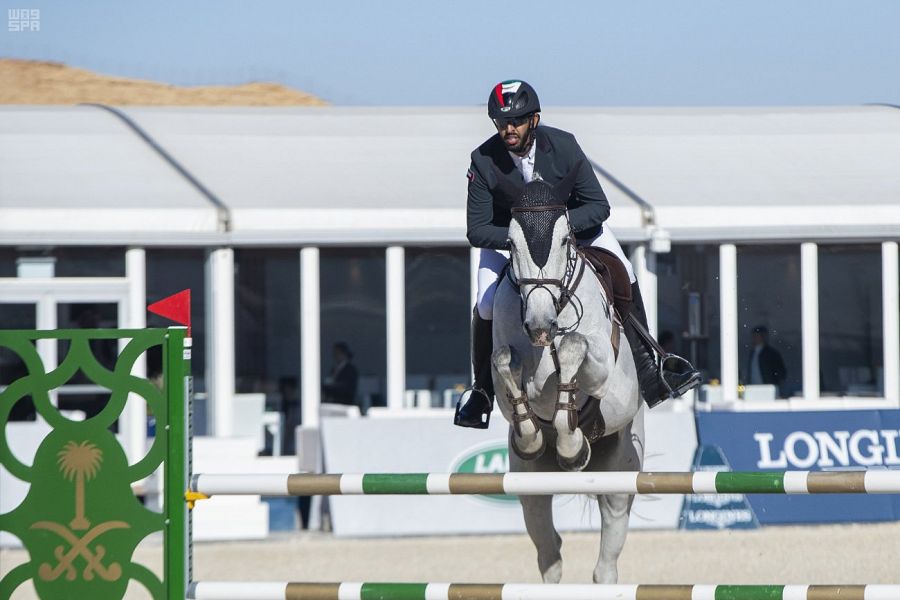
[{"left": 0, "top": 276, "right": 148, "bottom": 465}]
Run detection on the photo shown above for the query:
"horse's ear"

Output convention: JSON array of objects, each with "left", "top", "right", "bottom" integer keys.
[{"left": 551, "top": 160, "right": 581, "bottom": 204}]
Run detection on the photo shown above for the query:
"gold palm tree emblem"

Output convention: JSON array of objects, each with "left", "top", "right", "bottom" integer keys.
[{"left": 57, "top": 441, "right": 103, "bottom": 531}]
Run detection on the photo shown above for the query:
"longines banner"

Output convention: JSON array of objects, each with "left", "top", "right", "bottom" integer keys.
[
  {"left": 696, "top": 410, "right": 900, "bottom": 524},
  {"left": 321, "top": 409, "right": 698, "bottom": 537}
]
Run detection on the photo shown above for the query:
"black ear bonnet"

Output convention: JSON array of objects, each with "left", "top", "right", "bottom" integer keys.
[{"left": 509, "top": 164, "right": 580, "bottom": 268}]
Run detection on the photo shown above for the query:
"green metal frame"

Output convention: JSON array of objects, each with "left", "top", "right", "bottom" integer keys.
[{"left": 0, "top": 327, "right": 189, "bottom": 600}]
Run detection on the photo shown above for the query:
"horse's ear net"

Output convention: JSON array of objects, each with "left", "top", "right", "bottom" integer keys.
[{"left": 512, "top": 181, "right": 567, "bottom": 268}]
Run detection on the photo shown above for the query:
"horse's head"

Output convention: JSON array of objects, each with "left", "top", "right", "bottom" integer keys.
[{"left": 508, "top": 173, "right": 578, "bottom": 346}]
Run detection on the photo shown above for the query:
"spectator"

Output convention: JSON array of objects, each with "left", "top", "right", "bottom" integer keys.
[
  {"left": 322, "top": 342, "right": 359, "bottom": 406},
  {"left": 746, "top": 326, "right": 787, "bottom": 394}
]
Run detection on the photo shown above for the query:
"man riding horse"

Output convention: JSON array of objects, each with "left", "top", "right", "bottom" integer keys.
[{"left": 455, "top": 79, "right": 700, "bottom": 429}]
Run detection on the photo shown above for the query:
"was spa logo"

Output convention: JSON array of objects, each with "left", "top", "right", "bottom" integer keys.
[{"left": 450, "top": 440, "right": 516, "bottom": 504}]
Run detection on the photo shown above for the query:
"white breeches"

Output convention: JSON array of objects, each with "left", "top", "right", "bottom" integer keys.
[{"left": 476, "top": 226, "right": 636, "bottom": 320}]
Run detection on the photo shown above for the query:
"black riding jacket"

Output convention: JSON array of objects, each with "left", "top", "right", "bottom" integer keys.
[{"left": 466, "top": 125, "right": 610, "bottom": 250}]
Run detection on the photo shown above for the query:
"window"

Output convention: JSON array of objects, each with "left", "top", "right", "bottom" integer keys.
[
  {"left": 736, "top": 245, "right": 802, "bottom": 398},
  {"left": 819, "top": 244, "right": 883, "bottom": 397},
  {"left": 145, "top": 249, "right": 207, "bottom": 393},
  {"left": 0, "top": 247, "right": 125, "bottom": 277},
  {"left": 234, "top": 249, "right": 301, "bottom": 411},
  {"left": 0, "top": 304, "right": 37, "bottom": 421},
  {"left": 657, "top": 245, "right": 721, "bottom": 384},
  {"left": 320, "top": 248, "right": 386, "bottom": 409},
  {"left": 405, "top": 247, "right": 470, "bottom": 406}
]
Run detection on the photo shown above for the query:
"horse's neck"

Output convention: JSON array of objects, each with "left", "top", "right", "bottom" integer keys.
[{"left": 561, "top": 251, "right": 610, "bottom": 327}]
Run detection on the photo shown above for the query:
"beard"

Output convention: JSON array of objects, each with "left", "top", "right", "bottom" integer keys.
[{"left": 503, "top": 122, "right": 534, "bottom": 155}]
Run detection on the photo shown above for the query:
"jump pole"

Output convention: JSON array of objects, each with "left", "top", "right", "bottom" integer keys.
[
  {"left": 187, "top": 582, "right": 900, "bottom": 600},
  {"left": 190, "top": 470, "right": 900, "bottom": 497}
]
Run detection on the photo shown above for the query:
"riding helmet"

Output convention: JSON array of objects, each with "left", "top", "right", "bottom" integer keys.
[{"left": 487, "top": 80, "right": 540, "bottom": 119}]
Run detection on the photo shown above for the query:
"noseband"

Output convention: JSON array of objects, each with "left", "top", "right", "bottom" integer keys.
[{"left": 506, "top": 204, "right": 587, "bottom": 334}]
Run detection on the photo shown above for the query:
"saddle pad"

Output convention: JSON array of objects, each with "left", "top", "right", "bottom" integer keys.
[{"left": 579, "top": 246, "right": 633, "bottom": 315}]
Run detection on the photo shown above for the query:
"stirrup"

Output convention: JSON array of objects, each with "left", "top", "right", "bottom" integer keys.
[
  {"left": 660, "top": 354, "right": 702, "bottom": 398},
  {"left": 453, "top": 387, "right": 493, "bottom": 429}
]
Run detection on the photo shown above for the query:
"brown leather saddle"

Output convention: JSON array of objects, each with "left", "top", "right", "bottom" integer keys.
[{"left": 578, "top": 246, "right": 633, "bottom": 317}]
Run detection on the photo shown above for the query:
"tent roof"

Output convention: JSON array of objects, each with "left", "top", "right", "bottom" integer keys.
[{"left": 1, "top": 104, "right": 898, "bottom": 246}]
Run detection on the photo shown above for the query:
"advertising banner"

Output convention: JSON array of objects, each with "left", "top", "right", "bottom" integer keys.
[
  {"left": 695, "top": 409, "right": 900, "bottom": 524},
  {"left": 321, "top": 408, "right": 697, "bottom": 537},
  {"left": 680, "top": 445, "right": 759, "bottom": 530}
]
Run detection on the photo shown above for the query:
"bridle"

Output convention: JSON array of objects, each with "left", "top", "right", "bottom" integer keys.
[
  {"left": 503, "top": 202, "right": 617, "bottom": 435},
  {"left": 505, "top": 204, "right": 588, "bottom": 336}
]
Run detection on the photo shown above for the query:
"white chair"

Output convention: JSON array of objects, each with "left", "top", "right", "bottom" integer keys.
[
  {"left": 232, "top": 393, "right": 266, "bottom": 453},
  {"left": 742, "top": 384, "right": 777, "bottom": 402}
]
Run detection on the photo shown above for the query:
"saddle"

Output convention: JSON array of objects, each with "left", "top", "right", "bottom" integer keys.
[{"left": 577, "top": 246, "right": 633, "bottom": 318}]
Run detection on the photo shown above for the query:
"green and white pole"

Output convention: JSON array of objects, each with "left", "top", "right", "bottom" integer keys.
[
  {"left": 188, "top": 582, "right": 899, "bottom": 600},
  {"left": 190, "top": 470, "right": 900, "bottom": 497}
]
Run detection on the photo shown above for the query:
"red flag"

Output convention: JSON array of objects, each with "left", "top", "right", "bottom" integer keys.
[{"left": 148, "top": 289, "right": 191, "bottom": 335}]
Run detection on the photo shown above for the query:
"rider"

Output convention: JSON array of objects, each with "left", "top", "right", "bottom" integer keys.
[{"left": 454, "top": 79, "right": 700, "bottom": 429}]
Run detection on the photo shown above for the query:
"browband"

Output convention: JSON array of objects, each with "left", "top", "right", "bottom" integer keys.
[{"left": 510, "top": 204, "right": 567, "bottom": 214}]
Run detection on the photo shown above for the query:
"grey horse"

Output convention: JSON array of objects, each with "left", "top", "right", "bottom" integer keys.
[{"left": 490, "top": 179, "right": 644, "bottom": 584}]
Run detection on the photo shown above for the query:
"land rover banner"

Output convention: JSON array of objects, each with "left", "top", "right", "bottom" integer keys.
[
  {"left": 696, "top": 409, "right": 900, "bottom": 524},
  {"left": 320, "top": 409, "right": 697, "bottom": 537}
]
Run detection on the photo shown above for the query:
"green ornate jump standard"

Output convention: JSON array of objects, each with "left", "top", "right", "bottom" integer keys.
[{"left": 0, "top": 328, "right": 190, "bottom": 600}]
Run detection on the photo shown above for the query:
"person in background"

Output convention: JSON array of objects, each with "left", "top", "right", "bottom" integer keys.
[
  {"left": 746, "top": 326, "right": 787, "bottom": 395},
  {"left": 322, "top": 342, "right": 359, "bottom": 406}
]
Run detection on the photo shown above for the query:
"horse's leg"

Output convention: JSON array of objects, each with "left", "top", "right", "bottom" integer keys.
[
  {"left": 553, "top": 333, "right": 590, "bottom": 471},
  {"left": 576, "top": 340, "right": 642, "bottom": 436},
  {"left": 593, "top": 420, "right": 643, "bottom": 584},
  {"left": 593, "top": 492, "right": 633, "bottom": 584},
  {"left": 493, "top": 345, "right": 545, "bottom": 459},
  {"left": 510, "top": 451, "right": 563, "bottom": 583}
]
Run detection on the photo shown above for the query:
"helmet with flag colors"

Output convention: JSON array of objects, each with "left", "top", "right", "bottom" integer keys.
[{"left": 487, "top": 80, "right": 540, "bottom": 119}]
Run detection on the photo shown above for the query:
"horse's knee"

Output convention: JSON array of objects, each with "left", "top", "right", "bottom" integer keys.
[
  {"left": 599, "top": 493, "right": 632, "bottom": 519},
  {"left": 492, "top": 345, "right": 512, "bottom": 371},
  {"left": 557, "top": 332, "right": 588, "bottom": 363},
  {"left": 492, "top": 345, "right": 521, "bottom": 377}
]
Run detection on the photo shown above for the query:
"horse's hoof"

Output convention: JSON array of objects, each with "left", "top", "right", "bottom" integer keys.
[
  {"left": 509, "top": 428, "right": 546, "bottom": 461},
  {"left": 557, "top": 440, "right": 591, "bottom": 472},
  {"left": 542, "top": 559, "right": 563, "bottom": 584}
]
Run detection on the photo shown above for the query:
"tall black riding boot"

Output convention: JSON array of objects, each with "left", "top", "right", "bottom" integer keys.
[
  {"left": 625, "top": 282, "right": 700, "bottom": 408},
  {"left": 454, "top": 309, "right": 495, "bottom": 429}
]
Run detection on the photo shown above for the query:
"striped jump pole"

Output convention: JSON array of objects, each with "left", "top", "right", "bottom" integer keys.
[
  {"left": 187, "top": 582, "right": 900, "bottom": 600},
  {"left": 189, "top": 470, "right": 900, "bottom": 497}
]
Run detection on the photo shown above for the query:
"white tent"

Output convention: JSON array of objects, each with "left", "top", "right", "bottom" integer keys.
[{"left": 2, "top": 105, "right": 898, "bottom": 245}]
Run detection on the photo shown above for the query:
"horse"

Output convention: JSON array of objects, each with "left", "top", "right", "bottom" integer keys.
[{"left": 490, "top": 177, "right": 644, "bottom": 584}]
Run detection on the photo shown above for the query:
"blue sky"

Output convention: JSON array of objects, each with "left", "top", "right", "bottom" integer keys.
[{"left": 2, "top": 0, "right": 899, "bottom": 106}]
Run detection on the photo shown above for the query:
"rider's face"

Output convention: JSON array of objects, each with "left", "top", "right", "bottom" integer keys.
[{"left": 495, "top": 113, "right": 539, "bottom": 152}]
